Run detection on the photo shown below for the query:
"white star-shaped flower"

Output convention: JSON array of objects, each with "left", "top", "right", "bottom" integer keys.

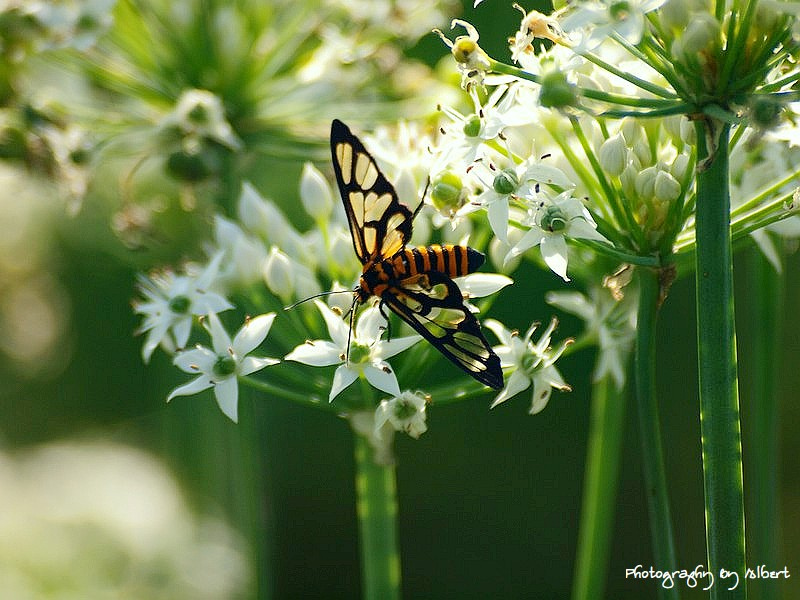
[
  {"left": 546, "top": 287, "right": 636, "bottom": 389},
  {"left": 374, "top": 390, "right": 429, "bottom": 440},
  {"left": 485, "top": 318, "right": 571, "bottom": 414},
  {"left": 285, "top": 301, "right": 421, "bottom": 402},
  {"left": 134, "top": 253, "right": 233, "bottom": 362},
  {"left": 508, "top": 191, "right": 607, "bottom": 281},
  {"left": 168, "top": 313, "right": 280, "bottom": 423}
]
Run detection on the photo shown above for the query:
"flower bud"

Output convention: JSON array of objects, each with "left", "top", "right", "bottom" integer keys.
[
  {"left": 654, "top": 170, "right": 681, "bottom": 202},
  {"left": 632, "top": 137, "right": 652, "bottom": 168},
  {"left": 431, "top": 171, "right": 466, "bottom": 213},
  {"left": 670, "top": 153, "right": 690, "bottom": 182},
  {"left": 598, "top": 133, "right": 627, "bottom": 177},
  {"left": 620, "top": 162, "right": 639, "bottom": 199},
  {"left": 538, "top": 70, "right": 577, "bottom": 109},
  {"left": 675, "top": 13, "right": 720, "bottom": 58},
  {"left": 660, "top": 0, "right": 691, "bottom": 30},
  {"left": 300, "top": 162, "right": 333, "bottom": 221},
  {"left": 635, "top": 166, "right": 658, "bottom": 200},
  {"left": 620, "top": 118, "right": 642, "bottom": 146},
  {"left": 749, "top": 96, "right": 783, "bottom": 130},
  {"left": 493, "top": 168, "right": 519, "bottom": 195},
  {"left": 263, "top": 246, "right": 293, "bottom": 301}
]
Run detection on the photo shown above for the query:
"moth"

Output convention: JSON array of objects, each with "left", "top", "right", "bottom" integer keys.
[{"left": 330, "top": 119, "right": 503, "bottom": 390}]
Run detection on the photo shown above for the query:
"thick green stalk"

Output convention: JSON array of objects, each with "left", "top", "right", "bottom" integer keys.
[
  {"left": 635, "top": 267, "right": 680, "bottom": 600},
  {"left": 745, "top": 249, "right": 783, "bottom": 600},
  {"left": 571, "top": 376, "right": 627, "bottom": 600},
  {"left": 694, "top": 121, "right": 747, "bottom": 599},
  {"left": 354, "top": 433, "right": 402, "bottom": 600}
]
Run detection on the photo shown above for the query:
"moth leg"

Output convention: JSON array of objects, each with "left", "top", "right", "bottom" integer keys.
[
  {"left": 346, "top": 296, "right": 359, "bottom": 365},
  {"left": 378, "top": 300, "right": 393, "bottom": 341}
]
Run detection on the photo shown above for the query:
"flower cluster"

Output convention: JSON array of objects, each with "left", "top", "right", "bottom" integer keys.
[{"left": 134, "top": 119, "right": 571, "bottom": 456}]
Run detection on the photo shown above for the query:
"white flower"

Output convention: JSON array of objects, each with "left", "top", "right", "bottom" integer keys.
[
  {"left": 134, "top": 253, "right": 233, "bottom": 363},
  {"left": 163, "top": 89, "right": 242, "bottom": 150},
  {"left": 285, "top": 301, "right": 421, "bottom": 402},
  {"left": 433, "top": 85, "right": 534, "bottom": 172},
  {"left": 546, "top": 287, "right": 636, "bottom": 388},
  {"left": 463, "top": 157, "right": 574, "bottom": 244},
  {"left": 485, "top": 318, "right": 571, "bottom": 414},
  {"left": 168, "top": 313, "right": 279, "bottom": 423},
  {"left": 508, "top": 191, "right": 607, "bottom": 281},
  {"left": 374, "top": 391, "right": 429, "bottom": 439},
  {"left": 561, "top": 0, "right": 668, "bottom": 50}
]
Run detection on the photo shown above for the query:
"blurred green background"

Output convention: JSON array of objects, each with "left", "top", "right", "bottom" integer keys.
[{"left": 1, "top": 1, "right": 798, "bottom": 599}]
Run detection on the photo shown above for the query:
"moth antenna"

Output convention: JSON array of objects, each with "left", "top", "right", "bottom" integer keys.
[{"left": 284, "top": 289, "right": 352, "bottom": 311}]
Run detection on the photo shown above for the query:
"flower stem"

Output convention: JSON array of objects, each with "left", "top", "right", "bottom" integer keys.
[
  {"left": 635, "top": 266, "right": 680, "bottom": 600},
  {"left": 744, "top": 248, "right": 783, "bottom": 600},
  {"left": 571, "top": 376, "right": 627, "bottom": 600},
  {"left": 353, "top": 432, "right": 402, "bottom": 600},
  {"left": 694, "top": 121, "right": 747, "bottom": 599}
]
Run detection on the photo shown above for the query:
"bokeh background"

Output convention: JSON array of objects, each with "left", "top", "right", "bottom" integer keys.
[{"left": 1, "top": 1, "right": 798, "bottom": 598}]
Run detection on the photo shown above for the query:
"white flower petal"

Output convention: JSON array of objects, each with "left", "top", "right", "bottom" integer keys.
[
  {"left": 315, "top": 300, "right": 351, "bottom": 348},
  {"left": 206, "top": 312, "right": 233, "bottom": 354},
  {"left": 509, "top": 227, "right": 545, "bottom": 259},
  {"left": 172, "top": 316, "right": 193, "bottom": 349},
  {"left": 490, "top": 369, "right": 531, "bottom": 408},
  {"left": 173, "top": 346, "right": 217, "bottom": 373},
  {"left": 363, "top": 364, "right": 401, "bottom": 398},
  {"left": 484, "top": 319, "right": 513, "bottom": 347},
  {"left": 529, "top": 380, "right": 552, "bottom": 415},
  {"left": 285, "top": 340, "right": 343, "bottom": 366},
  {"left": 214, "top": 378, "right": 239, "bottom": 422},
  {"left": 167, "top": 374, "right": 213, "bottom": 401},
  {"left": 141, "top": 319, "right": 171, "bottom": 363},
  {"left": 240, "top": 355, "right": 280, "bottom": 376},
  {"left": 329, "top": 364, "right": 359, "bottom": 402},
  {"left": 456, "top": 273, "right": 513, "bottom": 298},
  {"left": 380, "top": 335, "right": 421, "bottom": 359},
  {"left": 356, "top": 306, "right": 387, "bottom": 342},
  {"left": 233, "top": 313, "right": 275, "bottom": 355},
  {"left": 541, "top": 235, "right": 570, "bottom": 281},
  {"left": 487, "top": 197, "right": 510, "bottom": 243}
]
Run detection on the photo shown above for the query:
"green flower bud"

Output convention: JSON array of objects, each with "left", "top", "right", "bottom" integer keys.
[
  {"left": 166, "top": 148, "right": 216, "bottom": 181},
  {"left": 749, "top": 96, "right": 783, "bottom": 130},
  {"left": 538, "top": 70, "right": 577, "bottom": 109},
  {"left": 493, "top": 168, "right": 519, "bottom": 195},
  {"left": 431, "top": 171, "right": 466, "bottom": 212},
  {"left": 598, "top": 133, "right": 627, "bottom": 177}
]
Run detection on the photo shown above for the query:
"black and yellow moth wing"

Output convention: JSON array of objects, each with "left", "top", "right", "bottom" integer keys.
[
  {"left": 381, "top": 271, "right": 504, "bottom": 390},
  {"left": 330, "top": 119, "right": 414, "bottom": 264}
]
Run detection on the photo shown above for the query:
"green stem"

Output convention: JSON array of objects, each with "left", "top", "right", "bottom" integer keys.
[
  {"left": 694, "top": 121, "right": 747, "bottom": 599},
  {"left": 745, "top": 248, "right": 783, "bottom": 600},
  {"left": 571, "top": 376, "right": 627, "bottom": 600},
  {"left": 635, "top": 267, "right": 680, "bottom": 600},
  {"left": 353, "top": 433, "right": 402, "bottom": 600}
]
